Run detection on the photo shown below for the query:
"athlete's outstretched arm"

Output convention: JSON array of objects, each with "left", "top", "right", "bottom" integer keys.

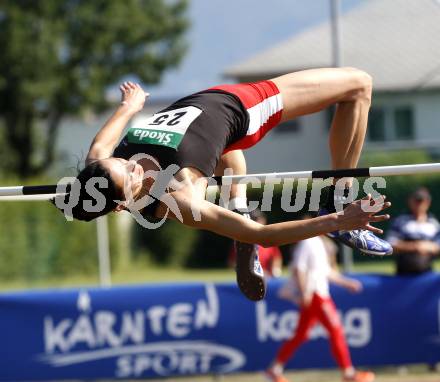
[
  {"left": 168, "top": 192, "right": 390, "bottom": 247},
  {"left": 86, "top": 82, "right": 148, "bottom": 164}
]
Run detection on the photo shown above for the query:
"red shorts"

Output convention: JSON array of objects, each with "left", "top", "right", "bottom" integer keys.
[{"left": 209, "top": 80, "right": 284, "bottom": 153}]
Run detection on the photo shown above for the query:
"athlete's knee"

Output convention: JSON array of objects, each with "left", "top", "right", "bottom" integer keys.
[
  {"left": 355, "top": 69, "right": 373, "bottom": 101},
  {"left": 341, "top": 67, "right": 373, "bottom": 103}
]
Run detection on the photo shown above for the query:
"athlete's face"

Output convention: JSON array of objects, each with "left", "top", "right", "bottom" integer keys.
[{"left": 100, "top": 158, "right": 144, "bottom": 202}]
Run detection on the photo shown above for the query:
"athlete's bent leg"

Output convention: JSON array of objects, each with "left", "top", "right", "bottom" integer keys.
[
  {"left": 265, "top": 295, "right": 319, "bottom": 382},
  {"left": 271, "top": 67, "right": 371, "bottom": 171},
  {"left": 318, "top": 297, "right": 375, "bottom": 382},
  {"left": 271, "top": 68, "right": 391, "bottom": 256},
  {"left": 317, "top": 297, "right": 353, "bottom": 371},
  {"left": 214, "top": 151, "right": 266, "bottom": 301},
  {"left": 275, "top": 302, "right": 318, "bottom": 364}
]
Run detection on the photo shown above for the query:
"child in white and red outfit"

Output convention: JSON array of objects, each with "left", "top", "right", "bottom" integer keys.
[{"left": 265, "top": 236, "right": 374, "bottom": 382}]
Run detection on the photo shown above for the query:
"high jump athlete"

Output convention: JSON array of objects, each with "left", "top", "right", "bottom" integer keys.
[{"left": 54, "top": 68, "right": 392, "bottom": 301}]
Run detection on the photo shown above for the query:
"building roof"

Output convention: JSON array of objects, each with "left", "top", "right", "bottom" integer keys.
[{"left": 225, "top": 0, "right": 440, "bottom": 91}]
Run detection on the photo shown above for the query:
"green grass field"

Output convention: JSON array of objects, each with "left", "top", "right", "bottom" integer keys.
[
  {"left": 141, "top": 366, "right": 440, "bottom": 382},
  {"left": 1, "top": 258, "right": 439, "bottom": 292}
]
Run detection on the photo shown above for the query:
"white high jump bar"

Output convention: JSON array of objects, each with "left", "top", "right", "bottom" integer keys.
[{"left": 1, "top": 162, "right": 440, "bottom": 201}]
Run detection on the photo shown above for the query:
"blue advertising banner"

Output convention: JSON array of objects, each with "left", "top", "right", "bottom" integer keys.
[{"left": 0, "top": 273, "right": 439, "bottom": 380}]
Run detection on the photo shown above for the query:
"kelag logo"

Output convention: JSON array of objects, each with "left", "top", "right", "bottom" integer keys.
[
  {"left": 256, "top": 301, "right": 372, "bottom": 347},
  {"left": 38, "top": 285, "right": 246, "bottom": 378}
]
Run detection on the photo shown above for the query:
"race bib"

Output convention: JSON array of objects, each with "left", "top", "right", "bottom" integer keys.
[{"left": 127, "top": 106, "right": 202, "bottom": 150}]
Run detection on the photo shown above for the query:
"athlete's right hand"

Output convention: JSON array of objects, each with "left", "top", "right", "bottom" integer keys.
[
  {"left": 337, "top": 194, "right": 391, "bottom": 234},
  {"left": 345, "top": 278, "right": 363, "bottom": 293},
  {"left": 119, "top": 81, "right": 149, "bottom": 114}
]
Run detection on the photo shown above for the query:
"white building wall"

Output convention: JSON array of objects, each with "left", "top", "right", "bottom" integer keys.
[
  {"left": 412, "top": 92, "right": 440, "bottom": 142},
  {"left": 370, "top": 91, "right": 440, "bottom": 145}
]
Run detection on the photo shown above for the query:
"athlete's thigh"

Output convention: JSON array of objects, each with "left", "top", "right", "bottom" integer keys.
[{"left": 271, "top": 67, "right": 370, "bottom": 122}]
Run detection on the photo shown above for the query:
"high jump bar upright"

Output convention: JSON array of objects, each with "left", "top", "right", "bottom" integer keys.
[{"left": 1, "top": 162, "right": 440, "bottom": 200}]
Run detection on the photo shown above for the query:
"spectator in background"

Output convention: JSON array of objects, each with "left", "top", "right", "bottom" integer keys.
[
  {"left": 228, "top": 208, "right": 282, "bottom": 278},
  {"left": 265, "top": 234, "right": 374, "bottom": 382},
  {"left": 387, "top": 187, "right": 440, "bottom": 275}
]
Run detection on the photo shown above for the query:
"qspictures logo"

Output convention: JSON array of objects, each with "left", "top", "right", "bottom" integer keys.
[
  {"left": 38, "top": 286, "right": 246, "bottom": 378},
  {"left": 54, "top": 151, "right": 388, "bottom": 230}
]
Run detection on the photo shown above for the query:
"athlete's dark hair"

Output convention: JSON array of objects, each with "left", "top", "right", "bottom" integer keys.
[{"left": 52, "top": 160, "right": 120, "bottom": 222}]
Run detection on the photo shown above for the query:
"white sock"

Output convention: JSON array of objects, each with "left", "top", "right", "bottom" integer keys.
[
  {"left": 228, "top": 197, "right": 248, "bottom": 211},
  {"left": 343, "top": 367, "right": 355, "bottom": 378}
]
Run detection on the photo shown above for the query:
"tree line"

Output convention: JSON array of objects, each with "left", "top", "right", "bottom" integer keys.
[{"left": 0, "top": 0, "right": 188, "bottom": 177}]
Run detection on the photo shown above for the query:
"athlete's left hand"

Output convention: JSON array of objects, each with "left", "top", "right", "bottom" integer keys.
[
  {"left": 338, "top": 194, "right": 391, "bottom": 234},
  {"left": 120, "top": 81, "right": 149, "bottom": 113}
]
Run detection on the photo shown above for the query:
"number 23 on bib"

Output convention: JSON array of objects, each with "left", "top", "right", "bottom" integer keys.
[{"left": 127, "top": 106, "right": 202, "bottom": 150}]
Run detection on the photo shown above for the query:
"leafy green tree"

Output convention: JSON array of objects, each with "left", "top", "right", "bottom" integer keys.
[{"left": 0, "top": 0, "right": 188, "bottom": 177}]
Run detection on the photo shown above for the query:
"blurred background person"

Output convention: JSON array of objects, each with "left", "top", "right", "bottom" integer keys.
[
  {"left": 228, "top": 208, "right": 283, "bottom": 278},
  {"left": 387, "top": 187, "right": 440, "bottom": 275},
  {"left": 265, "top": 231, "right": 374, "bottom": 382}
]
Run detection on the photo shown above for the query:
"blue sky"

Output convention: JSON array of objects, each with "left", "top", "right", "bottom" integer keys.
[{"left": 149, "top": 0, "right": 364, "bottom": 99}]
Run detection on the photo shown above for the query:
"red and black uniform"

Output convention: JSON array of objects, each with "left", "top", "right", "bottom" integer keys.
[{"left": 114, "top": 80, "right": 283, "bottom": 176}]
